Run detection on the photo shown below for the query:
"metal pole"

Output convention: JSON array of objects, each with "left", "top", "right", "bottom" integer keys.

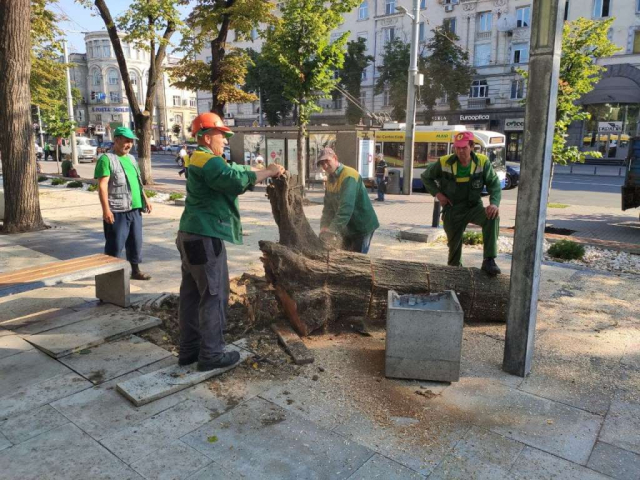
[
  {"left": 503, "top": 0, "right": 565, "bottom": 377},
  {"left": 431, "top": 198, "right": 441, "bottom": 228},
  {"left": 259, "top": 89, "right": 264, "bottom": 127},
  {"left": 62, "top": 40, "right": 78, "bottom": 166},
  {"left": 37, "top": 105, "right": 44, "bottom": 149},
  {"left": 401, "top": 0, "right": 420, "bottom": 195}
]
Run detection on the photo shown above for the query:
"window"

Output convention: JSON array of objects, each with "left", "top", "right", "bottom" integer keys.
[
  {"left": 593, "top": 0, "right": 610, "bottom": 17},
  {"left": 108, "top": 70, "right": 119, "bottom": 85},
  {"left": 383, "top": 27, "right": 396, "bottom": 44},
  {"left": 443, "top": 18, "right": 456, "bottom": 34},
  {"left": 478, "top": 12, "right": 492, "bottom": 32},
  {"left": 76, "top": 109, "right": 85, "bottom": 122},
  {"left": 474, "top": 44, "right": 491, "bottom": 66},
  {"left": 182, "top": 99, "right": 188, "bottom": 106},
  {"left": 385, "top": 0, "right": 396, "bottom": 15},
  {"left": 102, "top": 40, "right": 110, "bottom": 58},
  {"left": 87, "top": 43, "right": 93, "bottom": 58},
  {"left": 470, "top": 80, "right": 488, "bottom": 98},
  {"left": 173, "top": 96, "right": 181, "bottom": 106},
  {"left": 383, "top": 89, "right": 391, "bottom": 106},
  {"left": 333, "top": 96, "right": 343, "bottom": 110},
  {"left": 420, "top": 0, "right": 426, "bottom": 9},
  {"left": 419, "top": 22, "right": 426, "bottom": 43},
  {"left": 123, "top": 43, "right": 130, "bottom": 58},
  {"left": 111, "top": 114, "right": 120, "bottom": 121},
  {"left": 512, "top": 43, "right": 529, "bottom": 64},
  {"left": 516, "top": 7, "right": 530, "bottom": 28},
  {"left": 190, "top": 98, "right": 196, "bottom": 107},
  {"left": 92, "top": 70, "right": 101, "bottom": 86},
  {"left": 637, "top": 0, "right": 640, "bottom": 12},
  {"left": 130, "top": 72, "right": 138, "bottom": 86},
  {"left": 109, "top": 91, "right": 120, "bottom": 103},
  {"left": 565, "top": 1, "right": 570, "bottom": 20},
  {"left": 357, "top": 32, "right": 369, "bottom": 50},
  {"left": 358, "top": 1, "right": 368, "bottom": 19},
  {"left": 360, "top": 90, "right": 367, "bottom": 106},
  {"left": 95, "top": 114, "right": 102, "bottom": 122},
  {"left": 510, "top": 79, "right": 525, "bottom": 99},
  {"left": 634, "top": 31, "right": 640, "bottom": 53},
  {"left": 93, "top": 42, "right": 101, "bottom": 58}
]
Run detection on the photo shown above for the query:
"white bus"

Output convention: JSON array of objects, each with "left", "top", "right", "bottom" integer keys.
[{"left": 375, "top": 124, "right": 507, "bottom": 191}]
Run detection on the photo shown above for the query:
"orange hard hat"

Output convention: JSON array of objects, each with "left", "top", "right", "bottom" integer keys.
[{"left": 190, "top": 112, "right": 234, "bottom": 138}]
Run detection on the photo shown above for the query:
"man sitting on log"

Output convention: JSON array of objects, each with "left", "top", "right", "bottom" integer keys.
[
  {"left": 421, "top": 131, "right": 502, "bottom": 276},
  {"left": 176, "top": 112, "right": 285, "bottom": 371},
  {"left": 317, "top": 147, "right": 379, "bottom": 253}
]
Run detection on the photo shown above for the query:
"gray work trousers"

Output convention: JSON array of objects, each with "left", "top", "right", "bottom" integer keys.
[{"left": 176, "top": 231, "right": 229, "bottom": 361}]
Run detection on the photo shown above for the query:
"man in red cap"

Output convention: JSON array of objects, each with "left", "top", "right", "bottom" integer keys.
[
  {"left": 176, "top": 112, "right": 285, "bottom": 371},
  {"left": 421, "top": 131, "right": 502, "bottom": 275}
]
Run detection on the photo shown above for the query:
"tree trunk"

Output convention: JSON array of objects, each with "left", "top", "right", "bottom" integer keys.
[
  {"left": 0, "top": 0, "right": 46, "bottom": 233},
  {"left": 135, "top": 113, "right": 153, "bottom": 185},
  {"left": 261, "top": 176, "right": 510, "bottom": 335}
]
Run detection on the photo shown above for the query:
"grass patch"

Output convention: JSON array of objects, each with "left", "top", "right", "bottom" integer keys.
[
  {"left": 37, "top": 176, "right": 48, "bottom": 182},
  {"left": 169, "top": 192, "right": 184, "bottom": 201},
  {"left": 67, "top": 181, "right": 83, "bottom": 188},
  {"left": 87, "top": 184, "right": 98, "bottom": 192},
  {"left": 51, "top": 178, "right": 67, "bottom": 186},
  {"left": 145, "top": 189, "right": 157, "bottom": 198},
  {"left": 547, "top": 240, "right": 585, "bottom": 261},
  {"left": 462, "top": 231, "right": 483, "bottom": 245},
  {"left": 548, "top": 203, "right": 570, "bottom": 209}
]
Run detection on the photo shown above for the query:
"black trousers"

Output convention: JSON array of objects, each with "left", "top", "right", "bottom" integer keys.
[{"left": 103, "top": 209, "right": 143, "bottom": 264}]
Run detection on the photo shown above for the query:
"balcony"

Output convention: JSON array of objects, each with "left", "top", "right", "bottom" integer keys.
[
  {"left": 476, "top": 31, "right": 491, "bottom": 40},
  {"left": 467, "top": 97, "right": 491, "bottom": 109}
]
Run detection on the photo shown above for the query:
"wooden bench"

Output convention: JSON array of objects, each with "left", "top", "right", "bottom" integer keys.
[{"left": 0, "top": 254, "right": 130, "bottom": 307}]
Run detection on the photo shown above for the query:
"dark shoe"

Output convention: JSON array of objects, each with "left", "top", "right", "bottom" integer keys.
[
  {"left": 481, "top": 258, "right": 501, "bottom": 276},
  {"left": 197, "top": 351, "right": 241, "bottom": 371},
  {"left": 178, "top": 350, "right": 199, "bottom": 366},
  {"left": 131, "top": 271, "right": 152, "bottom": 281}
]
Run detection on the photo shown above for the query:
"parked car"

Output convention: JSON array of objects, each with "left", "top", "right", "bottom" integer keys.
[
  {"left": 167, "top": 144, "right": 182, "bottom": 154},
  {"left": 60, "top": 137, "right": 98, "bottom": 163},
  {"left": 505, "top": 165, "right": 520, "bottom": 190},
  {"left": 97, "top": 141, "right": 114, "bottom": 154},
  {"left": 151, "top": 144, "right": 166, "bottom": 152}
]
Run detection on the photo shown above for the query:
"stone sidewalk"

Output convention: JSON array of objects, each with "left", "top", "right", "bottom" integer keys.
[{"left": 0, "top": 185, "right": 638, "bottom": 479}]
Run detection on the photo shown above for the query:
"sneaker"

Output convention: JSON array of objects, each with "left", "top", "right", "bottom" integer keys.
[
  {"left": 197, "top": 351, "right": 241, "bottom": 371},
  {"left": 178, "top": 350, "right": 199, "bottom": 366},
  {"left": 481, "top": 258, "right": 501, "bottom": 276},
  {"left": 131, "top": 271, "right": 152, "bottom": 281}
]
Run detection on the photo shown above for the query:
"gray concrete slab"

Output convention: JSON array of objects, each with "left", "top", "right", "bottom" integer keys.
[
  {"left": 137, "top": 354, "right": 179, "bottom": 374},
  {"left": 0, "top": 423, "right": 142, "bottom": 480},
  {"left": 0, "top": 404, "right": 69, "bottom": 445},
  {"left": 25, "top": 310, "right": 161, "bottom": 358},
  {"left": 59, "top": 335, "right": 172, "bottom": 384},
  {"left": 586, "top": 441, "right": 640, "bottom": 480},
  {"left": 99, "top": 399, "right": 214, "bottom": 465},
  {"left": 0, "top": 334, "right": 34, "bottom": 359},
  {"left": 398, "top": 227, "right": 445, "bottom": 243},
  {"left": 116, "top": 343, "right": 250, "bottom": 406},
  {"left": 1, "top": 304, "right": 120, "bottom": 335},
  {"left": 0, "top": 327, "right": 13, "bottom": 337},
  {"left": 130, "top": 440, "right": 212, "bottom": 480},
  {"left": 0, "top": 432, "right": 10, "bottom": 452},
  {"left": 599, "top": 398, "right": 640, "bottom": 455},
  {"left": 0, "top": 284, "right": 96, "bottom": 323},
  {"left": 182, "top": 397, "right": 374, "bottom": 480},
  {"left": 0, "top": 349, "right": 70, "bottom": 394},
  {"left": 510, "top": 446, "right": 610, "bottom": 480},
  {"left": 347, "top": 454, "right": 425, "bottom": 479},
  {"left": 434, "top": 378, "right": 602, "bottom": 465},
  {"left": 187, "top": 461, "right": 243, "bottom": 480}
]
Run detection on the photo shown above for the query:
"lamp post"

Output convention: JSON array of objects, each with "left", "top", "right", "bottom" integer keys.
[
  {"left": 62, "top": 40, "right": 78, "bottom": 166},
  {"left": 397, "top": 2, "right": 421, "bottom": 195}
]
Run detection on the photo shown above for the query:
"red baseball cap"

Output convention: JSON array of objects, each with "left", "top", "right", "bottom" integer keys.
[{"left": 453, "top": 131, "right": 474, "bottom": 148}]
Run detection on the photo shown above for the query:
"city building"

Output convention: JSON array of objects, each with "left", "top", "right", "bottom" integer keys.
[{"left": 196, "top": 0, "right": 640, "bottom": 163}]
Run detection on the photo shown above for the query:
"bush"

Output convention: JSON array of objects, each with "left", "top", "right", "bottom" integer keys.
[
  {"left": 462, "top": 231, "right": 483, "bottom": 245},
  {"left": 61, "top": 159, "right": 73, "bottom": 177},
  {"left": 51, "top": 178, "right": 67, "bottom": 186},
  {"left": 37, "top": 176, "right": 48, "bottom": 182},
  {"left": 67, "top": 181, "right": 83, "bottom": 188},
  {"left": 169, "top": 192, "right": 184, "bottom": 201},
  {"left": 145, "top": 189, "right": 157, "bottom": 198},
  {"left": 87, "top": 184, "right": 98, "bottom": 192},
  {"left": 547, "top": 240, "right": 585, "bottom": 261}
]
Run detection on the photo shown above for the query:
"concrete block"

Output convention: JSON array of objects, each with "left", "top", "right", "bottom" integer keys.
[
  {"left": 174, "top": 198, "right": 186, "bottom": 206},
  {"left": 59, "top": 335, "right": 172, "bottom": 384},
  {"left": 586, "top": 441, "right": 640, "bottom": 480},
  {"left": 1, "top": 304, "right": 120, "bottom": 335},
  {"left": 511, "top": 446, "right": 610, "bottom": 480},
  {"left": 599, "top": 398, "right": 640, "bottom": 455},
  {"left": 399, "top": 227, "right": 445, "bottom": 243},
  {"left": 95, "top": 267, "right": 130, "bottom": 307},
  {"left": 385, "top": 290, "right": 464, "bottom": 382},
  {"left": 0, "top": 404, "right": 69, "bottom": 445},
  {"left": 348, "top": 454, "right": 425, "bottom": 479},
  {"left": 0, "top": 349, "right": 70, "bottom": 394},
  {"left": 130, "top": 440, "right": 211, "bottom": 480},
  {"left": 0, "top": 334, "right": 34, "bottom": 359}
]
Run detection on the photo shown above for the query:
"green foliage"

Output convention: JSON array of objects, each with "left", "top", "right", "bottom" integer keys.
[
  {"left": 51, "top": 178, "right": 67, "bottom": 186},
  {"left": 547, "top": 240, "right": 585, "bottom": 261},
  {"left": 67, "top": 181, "right": 83, "bottom": 188},
  {"left": 420, "top": 28, "right": 474, "bottom": 122},
  {"left": 145, "top": 189, "right": 158, "bottom": 198},
  {"left": 38, "top": 176, "right": 48, "bottom": 182},
  {"left": 462, "top": 231, "right": 483, "bottom": 245},
  {"left": 87, "top": 183, "right": 99, "bottom": 192},
  {"left": 244, "top": 49, "right": 292, "bottom": 126},
  {"left": 374, "top": 39, "right": 411, "bottom": 121},
  {"left": 61, "top": 160, "right": 73, "bottom": 177},
  {"left": 339, "top": 39, "right": 374, "bottom": 125},
  {"left": 116, "top": 0, "right": 187, "bottom": 53},
  {"left": 169, "top": 192, "right": 184, "bottom": 201}
]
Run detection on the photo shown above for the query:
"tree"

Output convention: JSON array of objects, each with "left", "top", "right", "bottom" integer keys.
[
  {"left": 243, "top": 49, "right": 292, "bottom": 126},
  {"left": 420, "top": 27, "right": 474, "bottom": 123},
  {"left": 339, "top": 38, "right": 373, "bottom": 125},
  {"left": 374, "top": 38, "right": 410, "bottom": 121},
  {"left": 262, "top": 0, "right": 358, "bottom": 188},
  {"left": 42, "top": 114, "right": 75, "bottom": 174},
  {"left": 81, "top": 0, "right": 187, "bottom": 185},
  {"left": 0, "top": 0, "right": 46, "bottom": 232},
  {"left": 169, "top": 0, "right": 275, "bottom": 116}
]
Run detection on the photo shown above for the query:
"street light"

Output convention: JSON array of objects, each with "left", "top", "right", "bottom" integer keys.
[
  {"left": 62, "top": 40, "right": 79, "bottom": 167},
  {"left": 396, "top": 1, "right": 422, "bottom": 195}
]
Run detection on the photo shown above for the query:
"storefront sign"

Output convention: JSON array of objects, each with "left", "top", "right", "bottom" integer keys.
[
  {"left": 504, "top": 118, "right": 525, "bottom": 131},
  {"left": 598, "top": 121, "right": 622, "bottom": 133},
  {"left": 91, "top": 106, "right": 130, "bottom": 113},
  {"left": 460, "top": 114, "right": 490, "bottom": 122}
]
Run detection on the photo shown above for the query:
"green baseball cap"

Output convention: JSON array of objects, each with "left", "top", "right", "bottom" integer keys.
[{"left": 113, "top": 126, "right": 138, "bottom": 140}]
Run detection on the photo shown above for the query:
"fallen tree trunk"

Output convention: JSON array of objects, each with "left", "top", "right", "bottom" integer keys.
[{"left": 261, "top": 176, "right": 509, "bottom": 336}]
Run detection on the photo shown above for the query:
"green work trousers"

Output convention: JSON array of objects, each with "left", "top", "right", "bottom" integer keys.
[{"left": 442, "top": 202, "right": 499, "bottom": 266}]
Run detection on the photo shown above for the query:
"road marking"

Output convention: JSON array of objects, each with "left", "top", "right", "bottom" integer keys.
[{"left": 553, "top": 180, "right": 622, "bottom": 187}]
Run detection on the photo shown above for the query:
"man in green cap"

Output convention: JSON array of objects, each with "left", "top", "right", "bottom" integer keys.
[{"left": 94, "top": 126, "right": 153, "bottom": 280}]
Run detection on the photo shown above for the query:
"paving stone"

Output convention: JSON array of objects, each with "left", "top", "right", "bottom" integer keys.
[
  {"left": 586, "top": 441, "right": 640, "bottom": 480},
  {"left": 25, "top": 310, "right": 161, "bottom": 358},
  {"left": 428, "top": 427, "right": 524, "bottom": 480},
  {"left": 510, "top": 446, "right": 610, "bottom": 480},
  {"left": 130, "top": 440, "right": 212, "bottom": 480},
  {"left": 0, "top": 404, "right": 69, "bottom": 445},
  {"left": 0, "top": 327, "right": 12, "bottom": 337},
  {"left": 116, "top": 343, "right": 250, "bottom": 406},
  {"left": 99, "top": 399, "right": 214, "bottom": 465},
  {"left": 187, "top": 462, "right": 243, "bottom": 480},
  {"left": 1, "top": 304, "right": 120, "bottom": 335},
  {"left": 137, "top": 354, "right": 179, "bottom": 374},
  {"left": 0, "top": 423, "right": 142, "bottom": 480},
  {"left": 434, "top": 378, "right": 602, "bottom": 465},
  {"left": 0, "top": 432, "right": 10, "bottom": 451},
  {"left": 59, "top": 335, "right": 172, "bottom": 384},
  {"left": 0, "top": 334, "right": 34, "bottom": 359},
  {"left": 0, "top": 349, "right": 70, "bottom": 394},
  {"left": 347, "top": 454, "right": 425, "bottom": 479},
  {"left": 599, "top": 398, "right": 640, "bottom": 455},
  {"left": 182, "top": 397, "right": 373, "bottom": 480},
  {"left": 0, "top": 285, "right": 96, "bottom": 323},
  {"left": 398, "top": 227, "right": 445, "bottom": 244},
  {"left": 0, "top": 371, "right": 91, "bottom": 420}
]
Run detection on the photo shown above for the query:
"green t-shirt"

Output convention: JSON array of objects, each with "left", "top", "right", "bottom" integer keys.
[
  {"left": 94, "top": 154, "right": 143, "bottom": 209},
  {"left": 451, "top": 161, "right": 472, "bottom": 204}
]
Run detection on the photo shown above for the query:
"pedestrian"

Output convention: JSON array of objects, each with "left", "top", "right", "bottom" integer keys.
[
  {"left": 178, "top": 144, "right": 190, "bottom": 179},
  {"left": 176, "top": 112, "right": 284, "bottom": 371},
  {"left": 94, "top": 126, "right": 153, "bottom": 281},
  {"left": 374, "top": 153, "right": 388, "bottom": 202},
  {"left": 317, "top": 147, "right": 379, "bottom": 253},
  {"left": 421, "top": 131, "right": 502, "bottom": 275}
]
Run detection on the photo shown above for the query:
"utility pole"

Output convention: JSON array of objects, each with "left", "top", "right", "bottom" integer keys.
[
  {"left": 62, "top": 40, "right": 78, "bottom": 166},
  {"left": 37, "top": 105, "right": 44, "bottom": 148},
  {"left": 398, "top": 0, "right": 421, "bottom": 195},
  {"left": 503, "top": 0, "right": 565, "bottom": 377},
  {"left": 258, "top": 89, "right": 264, "bottom": 127}
]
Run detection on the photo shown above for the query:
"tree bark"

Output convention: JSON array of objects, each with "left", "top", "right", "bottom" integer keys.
[
  {"left": 0, "top": 0, "right": 46, "bottom": 233},
  {"left": 209, "top": 6, "right": 232, "bottom": 116}
]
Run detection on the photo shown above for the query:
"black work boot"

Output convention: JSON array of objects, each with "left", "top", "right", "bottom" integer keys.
[
  {"left": 198, "top": 350, "right": 241, "bottom": 372},
  {"left": 481, "top": 258, "right": 501, "bottom": 276},
  {"left": 178, "top": 350, "right": 199, "bottom": 366}
]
